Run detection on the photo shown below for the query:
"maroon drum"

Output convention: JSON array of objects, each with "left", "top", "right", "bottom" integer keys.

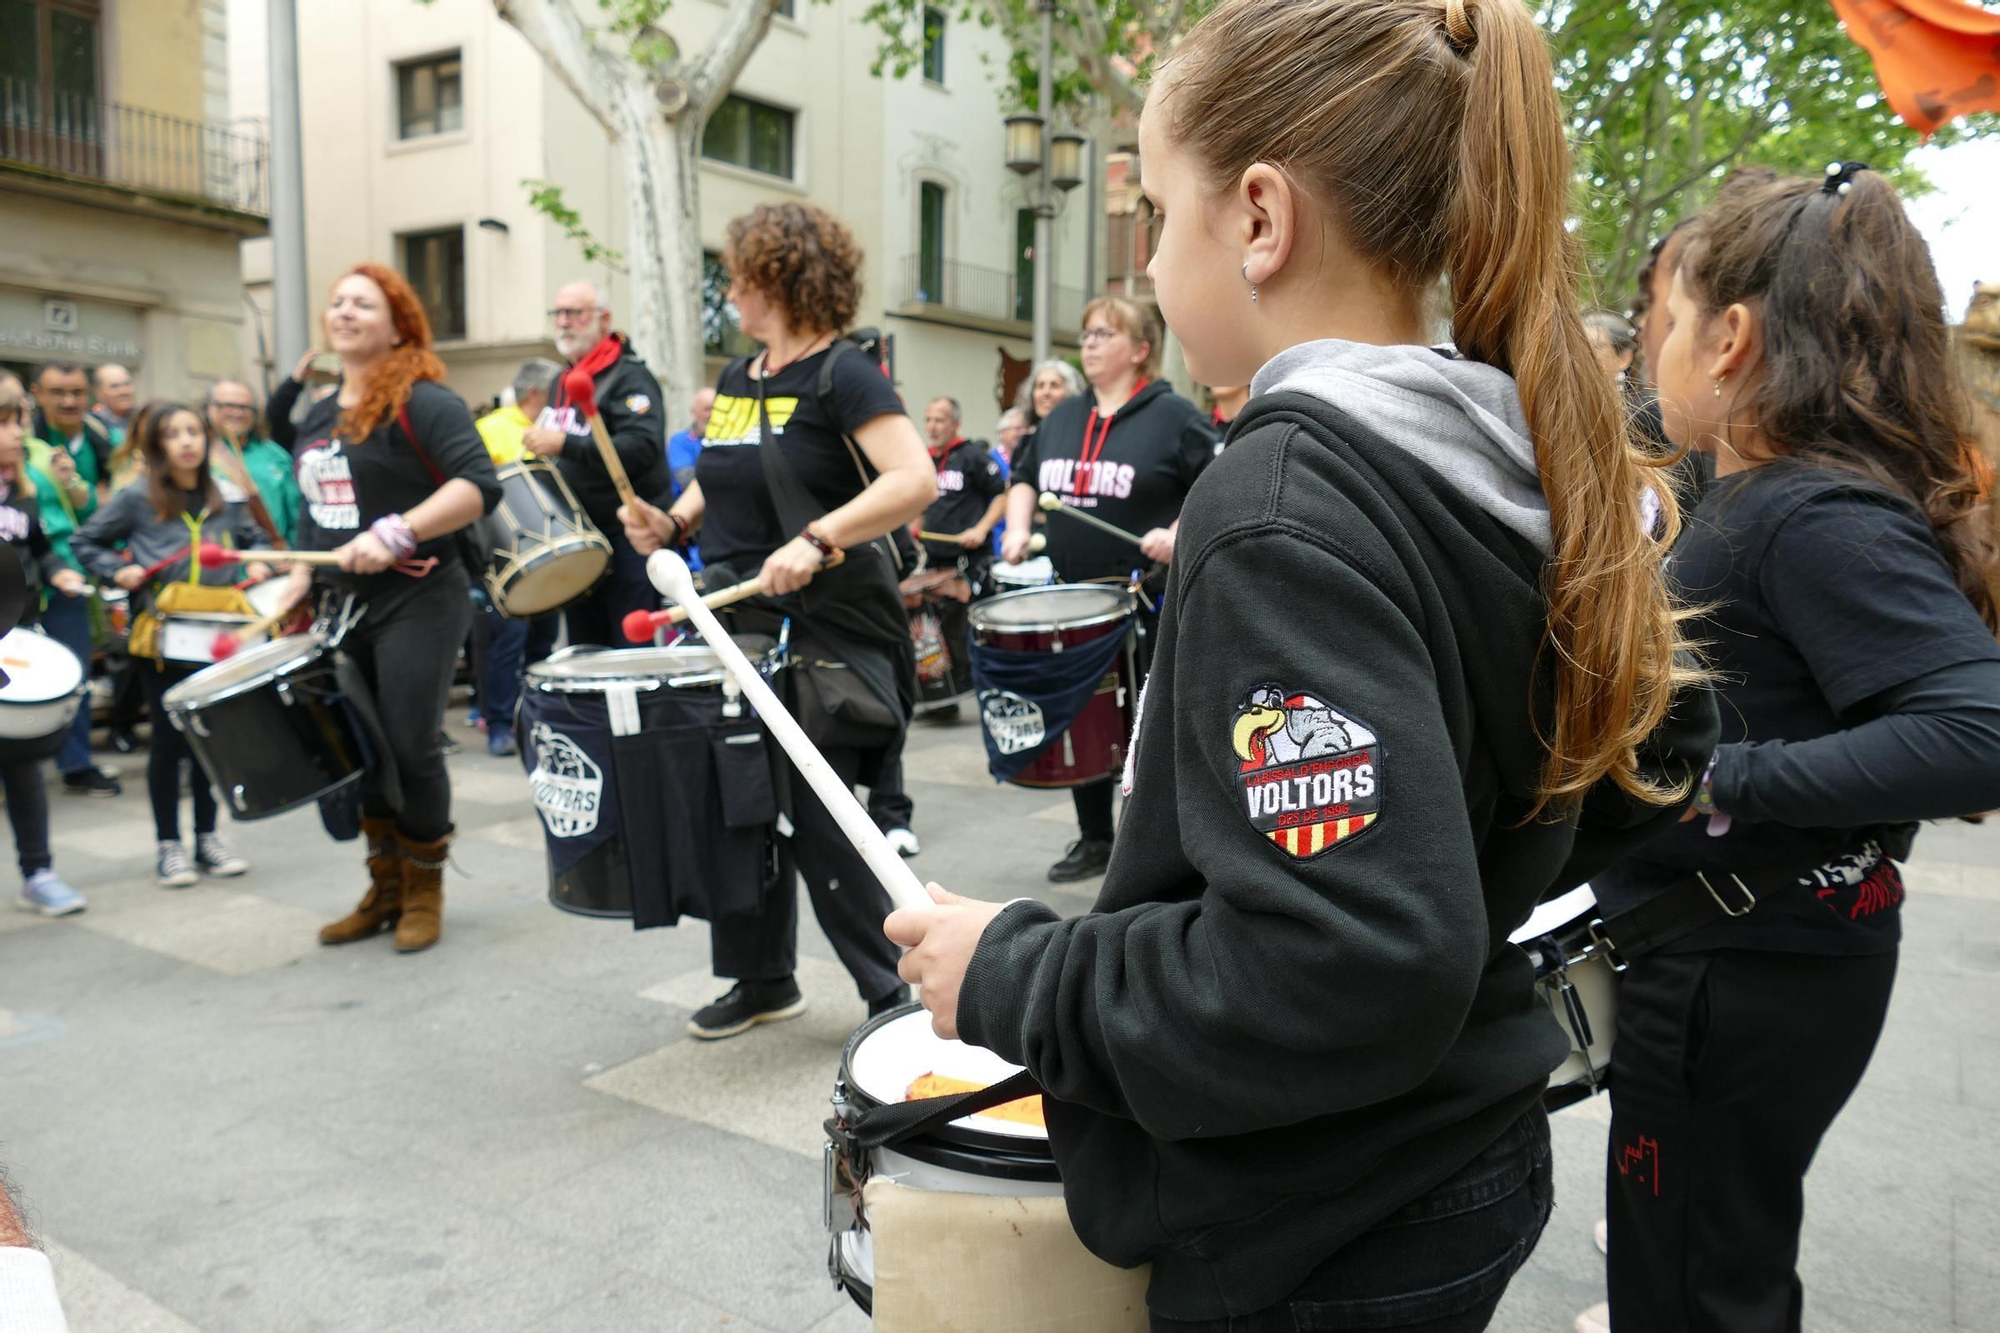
[{"left": 969, "top": 584, "right": 1136, "bottom": 788}]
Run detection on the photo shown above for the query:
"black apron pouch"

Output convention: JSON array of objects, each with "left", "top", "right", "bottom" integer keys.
[{"left": 711, "top": 727, "right": 778, "bottom": 829}]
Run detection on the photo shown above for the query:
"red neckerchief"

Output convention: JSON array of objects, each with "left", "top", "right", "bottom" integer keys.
[
  {"left": 933, "top": 435, "right": 968, "bottom": 478},
  {"left": 1072, "top": 381, "right": 1147, "bottom": 497},
  {"left": 554, "top": 333, "right": 626, "bottom": 412}
]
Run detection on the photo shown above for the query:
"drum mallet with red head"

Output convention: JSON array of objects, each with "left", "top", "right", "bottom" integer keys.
[
  {"left": 1037, "top": 491, "right": 1145, "bottom": 547},
  {"left": 563, "top": 368, "right": 641, "bottom": 511},
  {"left": 620, "top": 552, "right": 847, "bottom": 642},
  {"left": 645, "top": 549, "right": 932, "bottom": 913}
]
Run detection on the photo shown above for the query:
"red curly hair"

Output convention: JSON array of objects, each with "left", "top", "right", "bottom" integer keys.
[{"left": 328, "top": 262, "right": 447, "bottom": 442}]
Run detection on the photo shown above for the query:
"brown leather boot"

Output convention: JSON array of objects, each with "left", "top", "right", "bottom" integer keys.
[
  {"left": 319, "top": 817, "right": 402, "bottom": 945},
  {"left": 394, "top": 830, "right": 451, "bottom": 954}
]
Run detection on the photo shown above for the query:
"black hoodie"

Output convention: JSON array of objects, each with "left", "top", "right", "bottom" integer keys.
[
  {"left": 1009, "top": 379, "right": 1217, "bottom": 582},
  {"left": 958, "top": 389, "right": 1717, "bottom": 1320}
]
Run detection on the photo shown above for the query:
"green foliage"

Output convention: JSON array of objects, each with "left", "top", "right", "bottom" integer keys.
[{"left": 523, "top": 179, "right": 626, "bottom": 269}]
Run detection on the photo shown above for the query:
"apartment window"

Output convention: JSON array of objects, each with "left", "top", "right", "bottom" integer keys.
[
  {"left": 1014, "top": 209, "right": 1035, "bottom": 322},
  {"left": 0, "top": 0, "right": 100, "bottom": 129},
  {"left": 702, "top": 94, "right": 794, "bottom": 179},
  {"left": 917, "top": 183, "right": 946, "bottom": 304},
  {"left": 396, "top": 51, "right": 463, "bottom": 140},
  {"left": 702, "top": 251, "right": 755, "bottom": 358},
  {"left": 920, "top": 7, "right": 946, "bottom": 84},
  {"left": 775, "top": 0, "right": 795, "bottom": 16},
  {"left": 401, "top": 227, "right": 466, "bottom": 340}
]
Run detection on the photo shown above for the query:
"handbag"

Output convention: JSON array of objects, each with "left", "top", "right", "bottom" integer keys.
[{"left": 128, "top": 567, "right": 254, "bottom": 662}]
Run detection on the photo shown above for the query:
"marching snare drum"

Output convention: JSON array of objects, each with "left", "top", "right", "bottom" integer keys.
[
  {"left": 0, "top": 629, "right": 87, "bottom": 762},
  {"left": 970, "top": 584, "right": 1137, "bottom": 789},
  {"left": 825, "top": 1005, "right": 1060, "bottom": 1314},
  {"left": 989, "top": 554, "right": 1056, "bottom": 592},
  {"left": 1509, "top": 883, "right": 1618, "bottom": 1109},
  {"left": 159, "top": 611, "right": 264, "bottom": 665},
  {"left": 161, "top": 633, "right": 367, "bottom": 819},
  {"left": 522, "top": 640, "right": 782, "bottom": 921},
  {"left": 484, "top": 460, "right": 613, "bottom": 617}
]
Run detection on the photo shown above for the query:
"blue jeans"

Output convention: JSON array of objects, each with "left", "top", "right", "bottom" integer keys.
[
  {"left": 480, "top": 609, "right": 529, "bottom": 730},
  {"left": 37, "top": 593, "right": 96, "bottom": 775},
  {"left": 1151, "top": 1109, "right": 1553, "bottom": 1333}
]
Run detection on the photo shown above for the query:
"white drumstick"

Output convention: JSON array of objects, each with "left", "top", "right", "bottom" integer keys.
[
  {"left": 1037, "top": 491, "right": 1147, "bottom": 547},
  {"left": 645, "top": 550, "right": 931, "bottom": 914}
]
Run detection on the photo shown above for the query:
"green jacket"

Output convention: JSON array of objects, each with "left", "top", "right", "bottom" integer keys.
[
  {"left": 218, "top": 436, "right": 300, "bottom": 545},
  {"left": 28, "top": 461, "right": 92, "bottom": 572}
]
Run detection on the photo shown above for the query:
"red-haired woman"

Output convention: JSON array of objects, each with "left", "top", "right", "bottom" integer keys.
[{"left": 279, "top": 264, "right": 501, "bottom": 955}]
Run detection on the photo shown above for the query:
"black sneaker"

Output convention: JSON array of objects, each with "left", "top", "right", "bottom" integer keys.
[
  {"left": 687, "top": 977, "right": 807, "bottom": 1040},
  {"left": 868, "top": 984, "right": 912, "bottom": 1019},
  {"left": 1048, "top": 838, "right": 1113, "bottom": 883},
  {"left": 61, "top": 766, "right": 121, "bottom": 798},
  {"left": 110, "top": 727, "right": 140, "bottom": 754}
]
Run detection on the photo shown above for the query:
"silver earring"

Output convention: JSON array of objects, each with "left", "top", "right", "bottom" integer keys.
[
  {"left": 1242, "top": 261, "right": 1258, "bottom": 303},
  {"left": 1713, "top": 376, "right": 1725, "bottom": 398}
]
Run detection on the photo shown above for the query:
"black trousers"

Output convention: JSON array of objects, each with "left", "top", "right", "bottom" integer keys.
[
  {"left": 709, "top": 740, "right": 905, "bottom": 1002},
  {"left": 343, "top": 565, "right": 474, "bottom": 843},
  {"left": 561, "top": 524, "right": 655, "bottom": 650},
  {"left": 1, "top": 758, "right": 52, "bottom": 876},
  {"left": 1606, "top": 947, "right": 1899, "bottom": 1332},
  {"left": 140, "top": 662, "right": 218, "bottom": 843},
  {"left": 866, "top": 723, "right": 913, "bottom": 831}
]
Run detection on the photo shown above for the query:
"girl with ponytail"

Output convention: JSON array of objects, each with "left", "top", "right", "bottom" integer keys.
[
  {"left": 1585, "top": 167, "right": 2000, "bottom": 1333},
  {"left": 887, "top": 0, "right": 1715, "bottom": 1326}
]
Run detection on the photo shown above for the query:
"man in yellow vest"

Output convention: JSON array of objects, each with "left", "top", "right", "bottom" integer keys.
[{"left": 470, "top": 360, "right": 561, "bottom": 756}]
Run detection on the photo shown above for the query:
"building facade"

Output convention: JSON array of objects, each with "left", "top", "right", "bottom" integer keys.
[
  {"left": 0, "top": 0, "right": 265, "bottom": 398},
  {"left": 230, "top": 0, "right": 1091, "bottom": 429}
]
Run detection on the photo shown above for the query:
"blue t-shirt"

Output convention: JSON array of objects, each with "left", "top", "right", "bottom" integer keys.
[{"left": 667, "top": 428, "right": 704, "bottom": 570}]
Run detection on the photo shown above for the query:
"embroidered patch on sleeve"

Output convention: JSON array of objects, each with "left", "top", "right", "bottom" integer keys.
[
  {"left": 1230, "top": 684, "right": 1383, "bottom": 859},
  {"left": 624, "top": 393, "right": 652, "bottom": 414}
]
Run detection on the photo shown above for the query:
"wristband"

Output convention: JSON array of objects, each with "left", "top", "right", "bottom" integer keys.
[
  {"left": 667, "top": 512, "right": 689, "bottom": 547},
  {"left": 1691, "top": 754, "right": 1720, "bottom": 816},
  {"left": 798, "top": 525, "right": 838, "bottom": 560},
  {"left": 370, "top": 513, "right": 419, "bottom": 560}
]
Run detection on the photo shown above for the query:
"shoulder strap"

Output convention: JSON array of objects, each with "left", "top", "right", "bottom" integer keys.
[
  {"left": 397, "top": 403, "right": 445, "bottom": 485},
  {"left": 827, "top": 1067, "right": 1042, "bottom": 1153},
  {"left": 808, "top": 339, "right": 902, "bottom": 573}
]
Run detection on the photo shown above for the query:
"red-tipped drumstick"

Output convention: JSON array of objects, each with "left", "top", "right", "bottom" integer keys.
[
  {"left": 621, "top": 552, "right": 846, "bottom": 642},
  {"left": 563, "top": 367, "right": 640, "bottom": 512},
  {"left": 209, "top": 609, "right": 286, "bottom": 662}
]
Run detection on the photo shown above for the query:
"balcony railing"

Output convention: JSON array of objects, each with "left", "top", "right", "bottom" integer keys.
[
  {"left": 0, "top": 78, "right": 269, "bottom": 217},
  {"left": 901, "top": 254, "right": 1084, "bottom": 333}
]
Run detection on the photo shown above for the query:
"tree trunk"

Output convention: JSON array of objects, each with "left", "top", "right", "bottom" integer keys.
[{"left": 609, "top": 82, "right": 708, "bottom": 435}]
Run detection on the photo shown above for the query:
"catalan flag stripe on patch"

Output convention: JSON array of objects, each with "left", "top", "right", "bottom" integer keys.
[{"left": 1268, "top": 812, "right": 1377, "bottom": 854}]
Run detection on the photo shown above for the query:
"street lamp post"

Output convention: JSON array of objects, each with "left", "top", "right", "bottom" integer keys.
[{"left": 1003, "top": 0, "right": 1086, "bottom": 366}]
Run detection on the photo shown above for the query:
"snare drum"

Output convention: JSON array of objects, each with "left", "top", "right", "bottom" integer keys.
[
  {"left": 826, "top": 1005, "right": 1060, "bottom": 1314},
  {"left": 159, "top": 611, "right": 263, "bottom": 665},
  {"left": 484, "top": 460, "right": 614, "bottom": 617},
  {"left": 970, "top": 584, "right": 1137, "bottom": 788},
  {"left": 989, "top": 554, "right": 1055, "bottom": 591},
  {"left": 0, "top": 629, "right": 87, "bottom": 762},
  {"left": 1509, "top": 883, "right": 1618, "bottom": 1109},
  {"left": 161, "top": 634, "right": 367, "bottom": 819},
  {"left": 522, "top": 641, "right": 783, "bottom": 922}
]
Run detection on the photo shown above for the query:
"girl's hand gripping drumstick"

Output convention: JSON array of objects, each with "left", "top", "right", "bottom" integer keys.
[{"left": 645, "top": 550, "right": 931, "bottom": 913}]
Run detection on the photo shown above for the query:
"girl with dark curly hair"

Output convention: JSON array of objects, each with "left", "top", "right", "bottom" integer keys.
[
  {"left": 281, "top": 263, "right": 502, "bottom": 955},
  {"left": 621, "top": 201, "right": 934, "bottom": 1038}
]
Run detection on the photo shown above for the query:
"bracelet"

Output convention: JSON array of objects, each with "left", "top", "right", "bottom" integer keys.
[
  {"left": 667, "top": 512, "right": 689, "bottom": 547},
  {"left": 1691, "top": 753, "right": 1721, "bottom": 816},
  {"left": 798, "top": 525, "right": 838, "bottom": 560},
  {"left": 370, "top": 513, "right": 418, "bottom": 560}
]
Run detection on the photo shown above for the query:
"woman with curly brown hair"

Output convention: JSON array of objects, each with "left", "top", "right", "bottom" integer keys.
[
  {"left": 621, "top": 201, "right": 934, "bottom": 1038},
  {"left": 280, "top": 264, "right": 502, "bottom": 954}
]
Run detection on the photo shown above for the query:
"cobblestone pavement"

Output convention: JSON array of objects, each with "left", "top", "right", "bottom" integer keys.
[{"left": 2, "top": 708, "right": 1996, "bottom": 1331}]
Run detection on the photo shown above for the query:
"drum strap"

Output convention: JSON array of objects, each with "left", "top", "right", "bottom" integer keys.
[
  {"left": 1587, "top": 855, "right": 1875, "bottom": 965},
  {"left": 829, "top": 1067, "right": 1042, "bottom": 1154}
]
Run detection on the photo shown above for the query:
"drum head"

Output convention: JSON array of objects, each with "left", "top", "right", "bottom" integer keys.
[
  {"left": 526, "top": 644, "right": 729, "bottom": 686},
  {"left": 970, "top": 584, "right": 1133, "bottom": 634},
  {"left": 1509, "top": 883, "right": 1597, "bottom": 946},
  {"left": 846, "top": 1008, "right": 1045, "bottom": 1142},
  {"left": 162, "top": 633, "right": 327, "bottom": 710},
  {"left": 242, "top": 579, "right": 290, "bottom": 620},
  {"left": 496, "top": 543, "right": 611, "bottom": 617},
  {"left": 0, "top": 629, "right": 84, "bottom": 703},
  {"left": 991, "top": 555, "right": 1054, "bottom": 586}
]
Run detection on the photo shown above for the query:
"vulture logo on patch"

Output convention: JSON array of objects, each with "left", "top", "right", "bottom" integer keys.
[
  {"left": 1230, "top": 684, "right": 1382, "bottom": 859},
  {"left": 528, "top": 722, "right": 603, "bottom": 838}
]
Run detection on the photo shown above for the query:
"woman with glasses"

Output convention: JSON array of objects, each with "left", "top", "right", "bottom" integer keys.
[
  {"left": 999, "top": 296, "right": 1219, "bottom": 883},
  {"left": 207, "top": 379, "right": 302, "bottom": 546}
]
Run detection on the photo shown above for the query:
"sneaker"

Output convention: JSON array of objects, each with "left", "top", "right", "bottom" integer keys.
[
  {"left": 487, "top": 725, "right": 518, "bottom": 758},
  {"left": 439, "top": 730, "right": 462, "bottom": 756},
  {"left": 110, "top": 727, "right": 140, "bottom": 754},
  {"left": 688, "top": 977, "right": 807, "bottom": 1040},
  {"left": 156, "top": 841, "right": 198, "bottom": 889},
  {"left": 1594, "top": 1218, "right": 1608, "bottom": 1255},
  {"left": 1048, "top": 838, "right": 1113, "bottom": 883},
  {"left": 1576, "top": 1303, "right": 1611, "bottom": 1333},
  {"left": 195, "top": 832, "right": 249, "bottom": 877},
  {"left": 917, "top": 702, "right": 962, "bottom": 723},
  {"left": 464, "top": 707, "right": 481, "bottom": 728},
  {"left": 61, "top": 766, "right": 121, "bottom": 798},
  {"left": 884, "top": 826, "right": 920, "bottom": 857},
  {"left": 868, "top": 983, "right": 912, "bottom": 1018},
  {"left": 18, "top": 869, "right": 85, "bottom": 917}
]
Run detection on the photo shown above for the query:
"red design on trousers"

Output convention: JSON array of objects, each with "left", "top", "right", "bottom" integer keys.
[{"left": 1617, "top": 1135, "right": 1662, "bottom": 1197}]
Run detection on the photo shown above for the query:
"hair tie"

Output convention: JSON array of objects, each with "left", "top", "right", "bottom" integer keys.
[
  {"left": 1822, "top": 160, "right": 1870, "bottom": 198},
  {"left": 1442, "top": 0, "right": 1476, "bottom": 53}
]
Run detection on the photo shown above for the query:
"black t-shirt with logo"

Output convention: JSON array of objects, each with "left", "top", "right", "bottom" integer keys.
[
  {"left": 922, "top": 437, "right": 1006, "bottom": 562},
  {"left": 1008, "top": 379, "right": 1218, "bottom": 583},
  {"left": 1597, "top": 463, "right": 2000, "bottom": 954},
  {"left": 294, "top": 380, "right": 502, "bottom": 597},
  {"left": 695, "top": 347, "right": 908, "bottom": 571}
]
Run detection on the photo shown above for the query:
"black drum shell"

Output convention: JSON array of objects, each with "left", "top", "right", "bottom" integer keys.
[{"left": 169, "top": 650, "right": 366, "bottom": 821}]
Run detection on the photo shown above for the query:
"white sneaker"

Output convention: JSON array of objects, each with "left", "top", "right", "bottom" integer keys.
[
  {"left": 18, "top": 869, "right": 86, "bottom": 917},
  {"left": 885, "top": 827, "right": 921, "bottom": 857},
  {"left": 1595, "top": 1217, "right": 1608, "bottom": 1255},
  {"left": 195, "top": 832, "right": 249, "bottom": 877},
  {"left": 157, "top": 841, "right": 198, "bottom": 888},
  {"left": 1576, "top": 1302, "right": 1611, "bottom": 1333}
]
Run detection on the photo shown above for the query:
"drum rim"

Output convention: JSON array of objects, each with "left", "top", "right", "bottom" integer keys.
[
  {"left": 838, "top": 1003, "right": 1058, "bottom": 1168},
  {"left": 969, "top": 584, "right": 1135, "bottom": 636},
  {"left": 162, "top": 633, "right": 331, "bottom": 710},
  {"left": 525, "top": 644, "right": 730, "bottom": 690}
]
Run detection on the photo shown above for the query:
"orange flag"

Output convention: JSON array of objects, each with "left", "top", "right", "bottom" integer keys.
[{"left": 1830, "top": 0, "right": 2000, "bottom": 138}]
